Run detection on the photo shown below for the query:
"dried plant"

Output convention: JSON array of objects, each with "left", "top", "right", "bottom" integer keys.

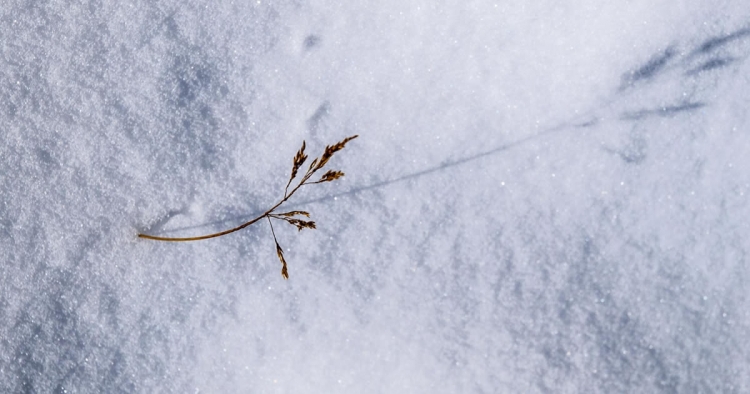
[{"left": 138, "top": 135, "right": 359, "bottom": 279}]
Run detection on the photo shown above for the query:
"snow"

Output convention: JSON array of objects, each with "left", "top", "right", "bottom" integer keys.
[{"left": 1, "top": 1, "right": 750, "bottom": 392}]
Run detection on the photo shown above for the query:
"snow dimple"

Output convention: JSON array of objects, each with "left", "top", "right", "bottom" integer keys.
[{"left": 303, "top": 34, "right": 321, "bottom": 50}]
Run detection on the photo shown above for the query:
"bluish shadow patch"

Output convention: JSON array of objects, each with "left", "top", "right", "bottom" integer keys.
[
  {"left": 92, "top": 347, "right": 135, "bottom": 393},
  {"left": 306, "top": 101, "right": 330, "bottom": 135},
  {"left": 620, "top": 102, "right": 705, "bottom": 120},
  {"left": 158, "top": 45, "right": 230, "bottom": 171},
  {"left": 9, "top": 267, "right": 92, "bottom": 393},
  {"left": 604, "top": 135, "right": 647, "bottom": 165},
  {"left": 575, "top": 117, "right": 599, "bottom": 128},
  {"left": 168, "top": 53, "right": 223, "bottom": 109},
  {"left": 98, "top": 286, "right": 120, "bottom": 330},
  {"left": 586, "top": 310, "right": 679, "bottom": 393},
  {"left": 692, "top": 27, "right": 750, "bottom": 55},
  {"left": 303, "top": 34, "right": 321, "bottom": 50},
  {"left": 34, "top": 147, "right": 60, "bottom": 169},
  {"left": 620, "top": 47, "right": 676, "bottom": 89},
  {"left": 686, "top": 57, "right": 735, "bottom": 75},
  {"left": 541, "top": 236, "right": 686, "bottom": 393},
  {"left": 137, "top": 9, "right": 179, "bottom": 50}
]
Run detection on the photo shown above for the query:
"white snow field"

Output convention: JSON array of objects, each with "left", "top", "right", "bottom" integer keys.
[{"left": 2, "top": 1, "right": 750, "bottom": 392}]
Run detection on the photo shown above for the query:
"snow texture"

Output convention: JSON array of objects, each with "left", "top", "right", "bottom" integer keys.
[{"left": 1, "top": 1, "right": 750, "bottom": 393}]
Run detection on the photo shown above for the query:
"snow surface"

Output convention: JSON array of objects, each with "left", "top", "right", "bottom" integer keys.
[{"left": 2, "top": 1, "right": 750, "bottom": 392}]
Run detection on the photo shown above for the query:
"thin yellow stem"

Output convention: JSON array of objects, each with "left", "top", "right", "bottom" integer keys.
[
  {"left": 266, "top": 215, "right": 278, "bottom": 243},
  {"left": 138, "top": 170, "right": 310, "bottom": 242},
  {"left": 137, "top": 214, "right": 266, "bottom": 241}
]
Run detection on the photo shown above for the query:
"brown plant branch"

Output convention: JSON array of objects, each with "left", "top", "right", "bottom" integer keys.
[{"left": 138, "top": 135, "right": 359, "bottom": 278}]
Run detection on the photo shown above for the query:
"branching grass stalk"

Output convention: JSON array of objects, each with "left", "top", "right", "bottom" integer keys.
[{"left": 138, "top": 135, "right": 358, "bottom": 279}]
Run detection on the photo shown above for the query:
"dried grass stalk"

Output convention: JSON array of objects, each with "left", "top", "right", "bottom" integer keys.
[{"left": 138, "top": 135, "right": 359, "bottom": 279}]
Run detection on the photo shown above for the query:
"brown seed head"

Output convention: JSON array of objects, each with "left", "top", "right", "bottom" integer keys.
[
  {"left": 277, "top": 211, "right": 311, "bottom": 218},
  {"left": 315, "top": 135, "right": 359, "bottom": 171},
  {"left": 287, "top": 218, "right": 317, "bottom": 231},
  {"left": 316, "top": 170, "right": 345, "bottom": 183},
  {"left": 275, "top": 241, "right": 289, "bottom": 279},
  {"left": 290, "top": 140, "right": 307, "bottom": 181}
]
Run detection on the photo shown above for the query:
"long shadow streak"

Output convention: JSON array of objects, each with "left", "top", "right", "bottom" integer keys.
[
  {"left": 149, "top": 26, "right": 746, "bottom": 237},
  {"left": 317, "top": 132, "right": 545, "bottom": 197},
  {"left": 151, "top": 123, "right": 572, "bottom": 236}
]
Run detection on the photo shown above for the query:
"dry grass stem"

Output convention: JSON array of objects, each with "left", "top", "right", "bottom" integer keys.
[{"left": 138, "top": 135, "right": 359, "bottom": 279}]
